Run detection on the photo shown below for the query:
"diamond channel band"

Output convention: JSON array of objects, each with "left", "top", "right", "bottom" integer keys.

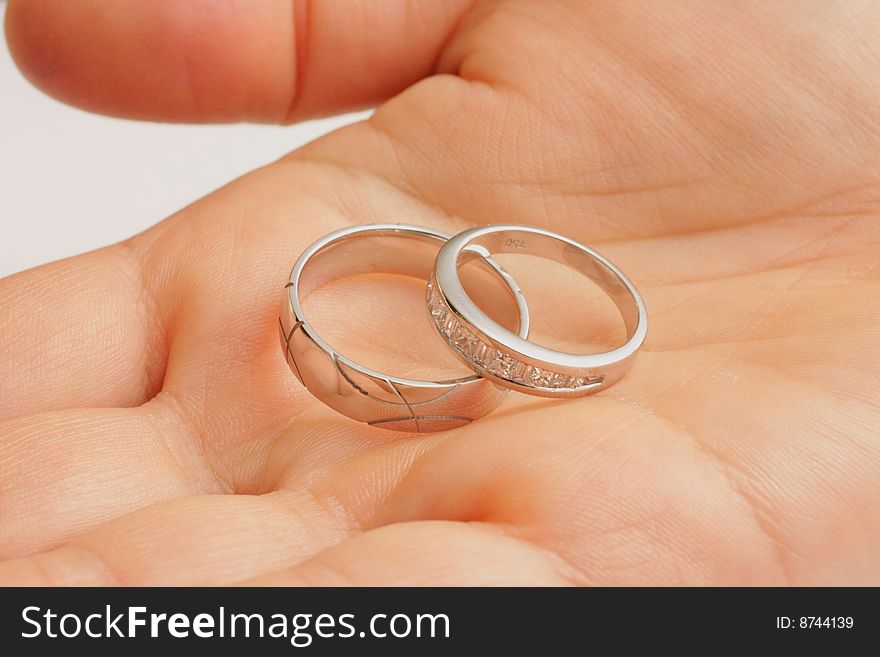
[{"left": 427, "top": 277, "right": 602, "bottom": 392}]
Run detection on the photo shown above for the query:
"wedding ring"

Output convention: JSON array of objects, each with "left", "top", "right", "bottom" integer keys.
[
  {"left": 280, "top": 223, "right": 530, "bottom": 432},
  {"left": 428, "top": 224, "right": 646, "bottom": 397}
]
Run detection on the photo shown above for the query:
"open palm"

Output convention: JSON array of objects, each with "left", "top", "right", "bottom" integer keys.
[{"left": 2, "top": 0, "right": 878, "bottom": 585}]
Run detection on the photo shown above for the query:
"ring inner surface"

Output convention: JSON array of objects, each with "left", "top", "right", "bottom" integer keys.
[
  {"left": 297, "top": 229, "right": 524, "bottom": 379},
  {"left": 299, "top": 230, "right": 442, "bottom": 297},
  {"left": 459, "top": 229, "right": 638, "bottom": 340}
]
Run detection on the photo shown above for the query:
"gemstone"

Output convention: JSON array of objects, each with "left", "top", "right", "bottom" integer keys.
[
  {"left": 470, "top": 342, "right": 485, "bottom": 364},
  {"left": 443, "top": 313, "right": 458, "bottom": 334},
  {"left": 451, "top": 325, "right": 475, "bottom": 351},
  {"left": 498, "top": 355, "right": 519, "bottom": 378},
  {"left": 462, "top": 337, "right": 482, "bottom": 358},
  {"left": 515, "top": 364, "right": 535, "bottom": 384},
  {"left": 529, "top": 367, "right": 550, "bottom": 387},
  {"left": 450, "top": 324, "right": 467, "bottom": 344},
  {"left": 484, "top": 349, "right": 504, "bottom": 373},
  {"left": 546, "top": 372, "right": 567, "bottom": 388}
]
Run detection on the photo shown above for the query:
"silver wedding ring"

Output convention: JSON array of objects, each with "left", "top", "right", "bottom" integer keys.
[
  {"left": 280, "top": 222, "right": 646, "bottom": 431},
  {"left": 279, "top": 223, "right": 529, "bottom": 433}
]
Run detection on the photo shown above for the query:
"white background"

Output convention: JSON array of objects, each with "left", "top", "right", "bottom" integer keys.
[{"left": 0, "top": 3, "right": 363, "bottom": 278}]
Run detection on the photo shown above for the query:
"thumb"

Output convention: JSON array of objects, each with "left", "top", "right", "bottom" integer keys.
[{"left": 4, "top": 0, "right": 473, "bottom": 123}]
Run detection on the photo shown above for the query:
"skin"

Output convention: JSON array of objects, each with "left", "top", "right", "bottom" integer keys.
[{"left": 0, "top": 0, "right": 878, "bottom": 586}]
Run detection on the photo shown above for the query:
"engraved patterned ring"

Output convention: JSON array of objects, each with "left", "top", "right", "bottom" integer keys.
[
  {"left": 280, "top": 223, "right": 530, "bottom": 432},
  {"left": 428, "top": 224, "right": 647, "bottom": 398}
]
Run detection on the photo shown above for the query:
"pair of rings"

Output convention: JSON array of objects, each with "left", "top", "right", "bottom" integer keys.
[{"left": 279, "top": 224, "right": 647, "bottom": 433}]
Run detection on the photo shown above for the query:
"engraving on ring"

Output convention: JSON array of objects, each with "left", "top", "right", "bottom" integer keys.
[
  {"left": 283, "top": 292, "right": 479, "bottom": 432},
  {"left": 504, "top": 238, "right": 526, "bottom": 249}
]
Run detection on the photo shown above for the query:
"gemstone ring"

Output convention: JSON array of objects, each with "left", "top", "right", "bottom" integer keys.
[{"left": 428, "top": 224, "right": 647, "bottom": 398}]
